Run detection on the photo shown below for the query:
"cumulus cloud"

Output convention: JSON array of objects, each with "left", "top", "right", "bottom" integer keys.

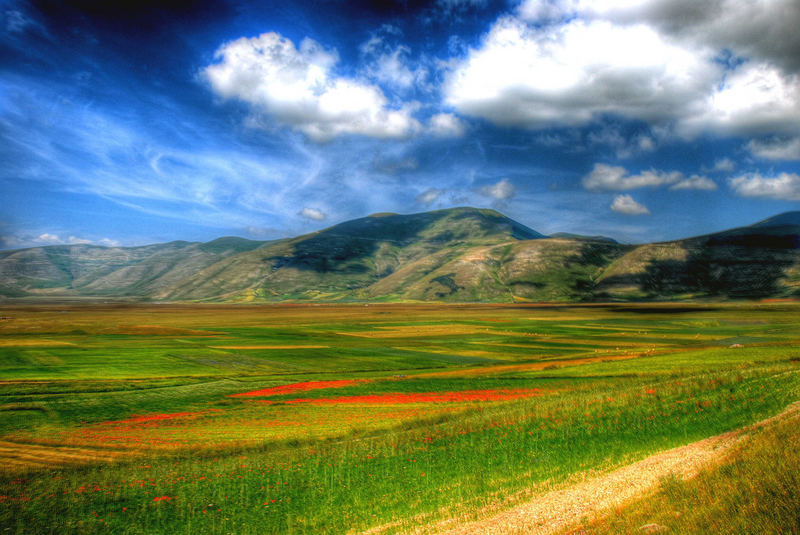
[
  {"left": 682, "top": 63, "right": 800, "bottom": 136},
  {"left": 583, "top": 164, "right": 680, "bottom": 190},
  {"left": 519, "top": 0, "right": 800, "bottom": 72},
  {"left": 729, "top": 172, "right": 800, "bottom": 201},
  {"left": 428, "top": 113, "right": 466, "bottom": 137},
  {"left": 299, "top": 207, "right": 327, "bottom": 221},
  {"left": 611, "top": 194, "right": 650, "bottom": 215},
  {"left": 566, "top": 0, "right": 800, "bottom": 74},
  {"left": 445, "top": 0, "right": 800, "bottom": 137},
  {"left": 669, "top": 175, "right": 717, "bottom": 191},
  {"left": 583, "top": 164, "right": 716, "bottom": 191},
  {"left": 480, "top": 178, "right": 516, "bottom": 200},
  {"left": 587, "top": 126, "right": 657, "bottom": 158},
  {"left": 712, "top": 158, "right": 736, "bottom": 172},
  {"left": 204, "top": 32, "right": 421, "bottom": 142},
  {"left": 416, "top": 188, "right": 446, "bottom": 205},
  {"left": 748, "top": 137, "right": 800, "bottom": 161},
  {"left": 18, "top": 233, "right": 118, "bottom": 247},
  {"left": 36, "top": 233, "right": 62, "bottom": 244},
  {"left": 445, "top": 16, "right": 717, "bottom": 129}
]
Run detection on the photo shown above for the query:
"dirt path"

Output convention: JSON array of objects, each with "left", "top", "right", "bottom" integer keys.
[{"left": 403, "top": 401, "right": 800, "bottom": 535}]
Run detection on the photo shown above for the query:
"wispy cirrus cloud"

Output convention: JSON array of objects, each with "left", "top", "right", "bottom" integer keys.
[
  {"left": 669, "top": 175, "right": 717, "bottom": 191},
  {"left": 416, "top": 187, "right": 446, "bottom": 206}
]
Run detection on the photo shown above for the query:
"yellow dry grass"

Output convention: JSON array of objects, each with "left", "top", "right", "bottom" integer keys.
[
  {"left": 416, "top": 353, "right": 642, "bottom": 378},
  {"left": 393, "top": 346, "right": 499, "bottom": 358},
  {"left": 0, "top": 339, "right": 75, "bottom": 347},
  {"left": 210, "top": 345, "right": 328, "bottom": 350},
  {"left": 339, "top": 325, "right": 503, "bottom": 338},
  {"left": 0, "top": 439, "right": 130, "bottom": 473}
]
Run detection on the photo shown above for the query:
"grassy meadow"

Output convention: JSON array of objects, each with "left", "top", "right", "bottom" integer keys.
[{"left": 1, "top": 302, "right": 799, "bottom": 533}]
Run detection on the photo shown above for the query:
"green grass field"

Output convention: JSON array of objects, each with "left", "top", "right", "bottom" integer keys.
[{"left": 1, "top": 302, "right": 799, "bottom": 533}]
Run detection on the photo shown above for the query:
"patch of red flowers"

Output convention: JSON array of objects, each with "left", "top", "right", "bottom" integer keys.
[
  {"left": 230, "top": 380, "right": 365, "bottom": 398},
  {"left": 100, "top": 409, "right": 221, "bottom": 425},
  {"left": 152, "top": 496, "right": 173, "bottom": 502},
  {"left": 257, "top": 388, "right": 543, "bottom": 405}
]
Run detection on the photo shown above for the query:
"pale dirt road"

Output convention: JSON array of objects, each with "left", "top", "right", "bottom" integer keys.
[{"left": 363, "top": 401, "right": 800, "bottom": 535}]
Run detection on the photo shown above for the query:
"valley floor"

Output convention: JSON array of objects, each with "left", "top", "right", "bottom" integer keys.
[{"left": 1, "top": 302, "right": 799, "bottom": 533}]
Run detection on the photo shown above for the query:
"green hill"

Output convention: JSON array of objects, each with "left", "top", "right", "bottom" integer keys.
[{"left": 1, "top": 208, "right": 799, "bottom": 302}]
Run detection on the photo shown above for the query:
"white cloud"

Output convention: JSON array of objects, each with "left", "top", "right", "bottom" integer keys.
[
  {"left": 587, "top": 126, "right": 657, "bottom": 158},
  {"left": 445, "top": 16, "right": 718, "bottom": 129},
  {"left": 204, "top": 32, "right": 421, "bottom": 142},
  {"left": 563, "top": 0, "right": 800, "bottom": 74},
  {"left": 747, "top": 137, "right": 800, "bottom": 161},
  {"left": 23, "top": 233, "right": 117, "bottom": 247},
  {"left": 712, "top": 158, "right": 735, "bottom": 172},
  {"left": 361, "top": 43, "right": 429, "bottom": 91},
  {"left": 584, "top": 164, "right": 716, "bottom": 191},
  {"left": 428, "top": 113, "right": 466, "bottom": 137},
  {"left": 669, "top": 175, "right": 717, "bottom": 191},
  {"left": 682, "top": 63, "right": 800, "bottom": 136},
  {"left": 611, "top": 194, "right": 650, "bottom": 215},
  {"left": 729, "top": 172, "right": 800, "bottom": 201},
  {"left": 582, "top": 163, "right": 683, "bottom": 190},
  {"left": 416, "top": 188, "right": 446, "bottom": 205},
  {"left": 446, "top": 1, "right": 800, "bottom": 137},
  {"left": 369, "top": 46, "right": 418, "bottom": 88},
  {"left": 480, "top": 178, "right": 516, "bottom": 200},
  {"left": 36, "top": 233, "right": 62, "bottom": 244},
  {"left": 299, "top": 207, "right": 327, "bottom": 221},
  {"left": 637, "top": 136, "right": 655, "bottom": 152}
]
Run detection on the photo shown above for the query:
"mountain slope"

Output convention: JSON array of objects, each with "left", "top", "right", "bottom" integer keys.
[
  {"left": 0, "top": 238, "right": 265, "bottom": 298},
  {"left": 595, "top": 211, "right": 800, "bottom": 299},
  {"left": 163, "top": 207, "right": 546, "bottom": 301},
  {"left": 1, "top": 209, "right": 798, "bottom": 302}
]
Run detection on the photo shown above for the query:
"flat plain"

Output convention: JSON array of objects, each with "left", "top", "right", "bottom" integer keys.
[{"left": 1, "top": 302, "right": 799, "bottom": 534}]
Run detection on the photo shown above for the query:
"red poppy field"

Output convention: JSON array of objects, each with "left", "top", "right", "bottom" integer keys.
[{"left": 2, "top": 303, "right": 800, "bottom": 533}]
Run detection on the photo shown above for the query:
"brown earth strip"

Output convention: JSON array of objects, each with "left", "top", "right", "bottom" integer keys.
[
  {"left": 0, "top": 440, "right": 131, "bottom": 474},
  {"left": 414, "top": 353, "right": 642, "bottom": 378},
  {"left": 423, "top": 401, "right": 800, "bottom": 535}
]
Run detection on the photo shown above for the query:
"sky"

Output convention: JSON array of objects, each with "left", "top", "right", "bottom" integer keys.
[{"left": 2, "top": 0, "right": 800, "bottom": 248}]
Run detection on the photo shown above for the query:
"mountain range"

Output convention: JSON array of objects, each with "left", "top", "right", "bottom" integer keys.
[{"left": 2, "top": 207, "right": 799, "bottom": 302}]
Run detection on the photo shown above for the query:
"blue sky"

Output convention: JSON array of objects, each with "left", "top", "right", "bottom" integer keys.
[{"left": 2, "top": 0, "right": 800, "bottom": 248}]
